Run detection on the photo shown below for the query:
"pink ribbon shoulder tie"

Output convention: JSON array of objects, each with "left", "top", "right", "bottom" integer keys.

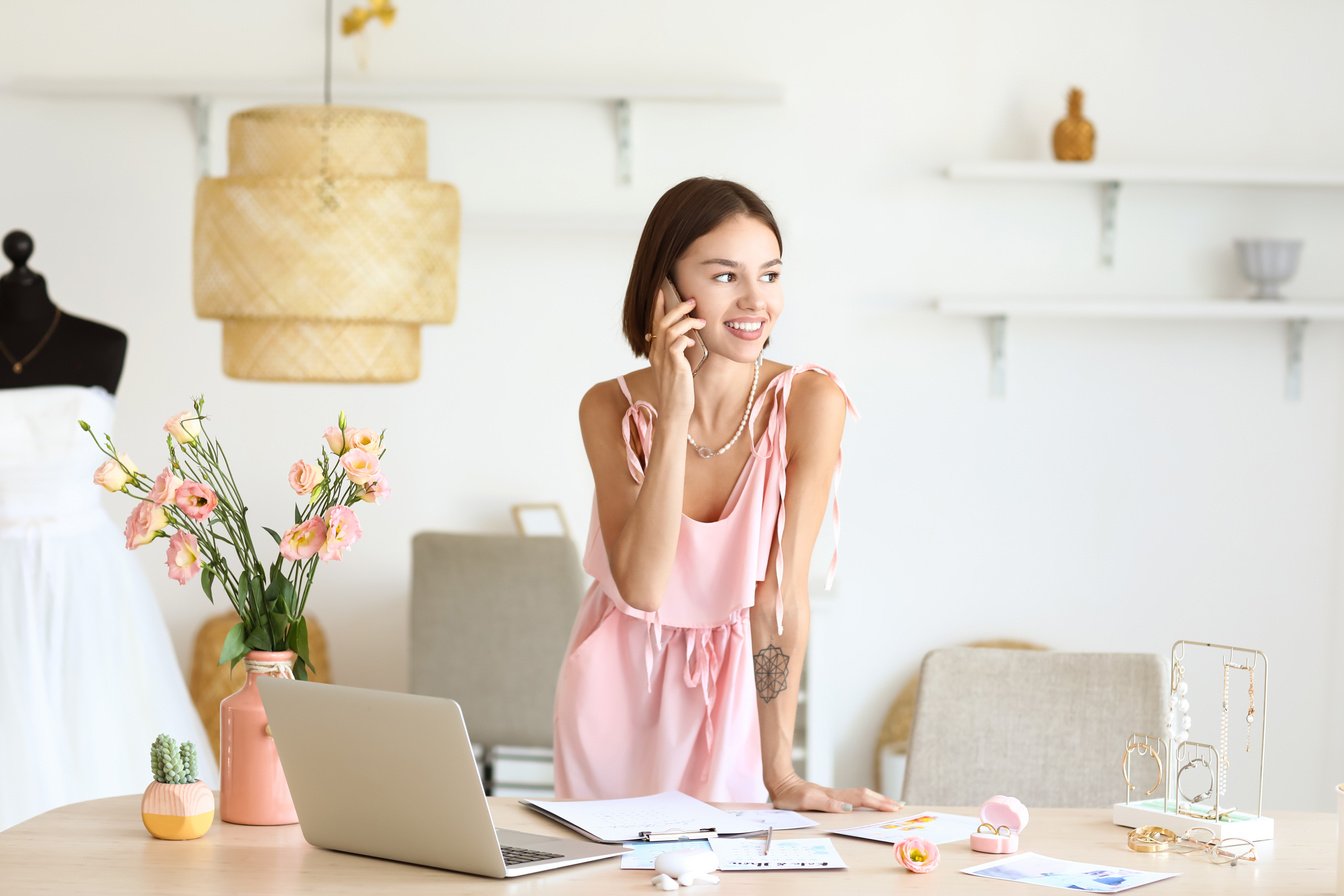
[
  {"left": 763, "top": 365, "right": 859, "bottom": 636},
  {"left": 617, "top": 376, "right": 658, "bottom": 485}
]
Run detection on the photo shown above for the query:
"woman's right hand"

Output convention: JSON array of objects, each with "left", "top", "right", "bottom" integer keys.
[{"left": 647, "top": 287, "right": 706, "bottom": 423}]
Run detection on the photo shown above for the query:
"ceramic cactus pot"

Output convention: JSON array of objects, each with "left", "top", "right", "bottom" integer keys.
[{"left": 141, "top": 780, "right": 215, "bottom": 840}]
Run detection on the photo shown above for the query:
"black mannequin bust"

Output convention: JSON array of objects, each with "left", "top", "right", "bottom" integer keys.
[{"left": 0, "top": 230, "right": 127, "bottom": 394}]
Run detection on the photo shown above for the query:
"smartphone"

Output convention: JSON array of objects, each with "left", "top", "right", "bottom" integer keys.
[{"left": 660, "top": 277, "right": 683, "bottom": 308}]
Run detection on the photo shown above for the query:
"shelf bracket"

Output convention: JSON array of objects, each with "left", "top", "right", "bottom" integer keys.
[
  {"left": 1286, "top": 318, "right": 1307, "bottom": 401},
  {"left": 614, "top": 98, "right": 632, "bottom": 185},
  {"left": 1100, "top": 180, "right": 1120, "bottom": 267},
  {"left": 192, "top": 95, "right": 212, "bottom": 178},
  {"left": 989, "top": 314, "right": 1007, "bottom": 398}
]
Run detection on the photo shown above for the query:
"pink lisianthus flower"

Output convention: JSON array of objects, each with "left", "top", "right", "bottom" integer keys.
[
  {"left": 124, "top": 501, "right": 169, "bottom": 550},
  {"left": 163, "top": 411, "right": 201, "bottom": 445},
  {"left": 147, "top": 468, "right": 183, "bottom": 506},
  {"left": 359, "top": 476, "right": 390, "bottom": 504},
  {"left": 894, "top": 838, "right": 939, "bottom": 873},
  {"left": 175, "top": 481, "right": 218, "bottom": 521},
  {"left": 93, "top": 453, "right": 137, "bottom": 492},
  {"left": 318, "top": 505, "right": 362, "bottom": 561},
  {"left": 165, "top": 530, "right": 203, "bottom": 584},
  {"left": 288, "top": 459, "right": 323, "bottom": 496},
  {"left": 339, "top": 448, "right": 380, "bottom": 486},
  {"left": 280, "top": 516, "right": 328, "bottom": 561},
  {"left": 323, "top": 426, "right": 347, "bottom": 455},
  {"left": 343, "top": 428, "right": 382, "bottom": 455}
]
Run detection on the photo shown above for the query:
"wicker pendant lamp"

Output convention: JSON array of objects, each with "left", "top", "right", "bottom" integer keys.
[{"left": 192, "top": 4, "right": 458, "bottom": 382}]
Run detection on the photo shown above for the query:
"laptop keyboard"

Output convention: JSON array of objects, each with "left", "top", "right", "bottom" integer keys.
[{"left": 501, "top": 845, "right": 563, "bottom": 866}]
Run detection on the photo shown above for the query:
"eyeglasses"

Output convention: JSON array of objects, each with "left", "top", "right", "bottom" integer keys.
[
  {"left": 1126, "top": 825, "right": 1256, "bottom": 866},
  {"left": 1170, "top": 827, "right": 1257, "bottom": 866}
]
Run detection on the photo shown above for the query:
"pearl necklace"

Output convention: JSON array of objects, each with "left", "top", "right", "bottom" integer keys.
[{"left": 686, "top": 355, "right": 761, "bottom": 459}]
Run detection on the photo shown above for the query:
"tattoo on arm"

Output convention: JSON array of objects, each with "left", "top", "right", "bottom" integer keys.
[{"left": 754, "top": 644, "right": 790, "bottom": 704}]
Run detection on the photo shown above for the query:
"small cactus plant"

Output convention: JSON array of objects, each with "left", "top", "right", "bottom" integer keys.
[{"left": 150, "top": 734, "right": 200, "bottom": 785}]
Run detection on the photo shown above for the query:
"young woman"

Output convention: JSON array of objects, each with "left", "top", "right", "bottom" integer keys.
[{"left": 553, "top": 178, "right": 897, "bottom": 813}]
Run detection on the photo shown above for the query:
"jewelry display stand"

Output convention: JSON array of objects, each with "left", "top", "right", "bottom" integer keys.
[{"left": 1112, "top": 640, "right": 1274, "bottom": 841}]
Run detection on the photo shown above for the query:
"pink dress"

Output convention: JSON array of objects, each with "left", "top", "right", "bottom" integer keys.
[{"left": 553, "top": 364, "right": 855, "bottom": 802}]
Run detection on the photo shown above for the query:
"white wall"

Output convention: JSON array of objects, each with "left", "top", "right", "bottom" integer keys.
[{"left": 2, "top": 0, "right": 1342, "bottom": 810}]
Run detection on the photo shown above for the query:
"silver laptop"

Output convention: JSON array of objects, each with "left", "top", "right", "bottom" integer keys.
[{"left": 257, "top": 678, "right": 625, "bottom": 877}]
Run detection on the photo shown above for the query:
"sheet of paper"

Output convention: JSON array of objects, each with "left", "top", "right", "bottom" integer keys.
[
  {"left": 710, "top": 837, "right": 847, "bottom": 870},
  {"left": 619, "top": 839, "right": 714, "bottom": 870},
  {"left": 832, "top": 811, "right": 982, "bottom": 845},
  {"left": 728, "top": 809, "right": 818, "bottom": 831},
  {"left": 522, "top": 791, "right": 762, "bottom": 843},
  {"left": 961, "top": 853, "right": 1179, "bottom": 892}
]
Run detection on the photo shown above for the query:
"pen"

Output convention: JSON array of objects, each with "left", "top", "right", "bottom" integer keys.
[{"left": 764, "top": 826, "right": 773, "bottom": 856}]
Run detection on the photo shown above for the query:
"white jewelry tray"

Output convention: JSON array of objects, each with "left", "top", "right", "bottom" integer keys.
[{"left": 1112, "top": 799, "right": 1275, "bottom": 842}]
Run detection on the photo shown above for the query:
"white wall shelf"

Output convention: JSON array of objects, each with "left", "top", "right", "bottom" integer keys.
[
  {"left": 945, "top": 161, "right": 1344, "bottom": 267},
  {"left": 935, "top": 296, "right": 1344, "bottom": 400},
  {"left": 2, "top": 78, "right": 784, "bottom": 183}
]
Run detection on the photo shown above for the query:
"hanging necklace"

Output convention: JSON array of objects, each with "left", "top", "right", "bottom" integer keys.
[
  {"left": 686, "top": 355, "right": 761, "bottom": 459},
  {"left": 0, "top": 307, "right": 62, "bottom": 374}
]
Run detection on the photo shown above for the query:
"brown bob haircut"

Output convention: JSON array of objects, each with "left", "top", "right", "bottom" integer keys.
[{"left": 622, "top": 177, "right": 782, "bottom": 358}]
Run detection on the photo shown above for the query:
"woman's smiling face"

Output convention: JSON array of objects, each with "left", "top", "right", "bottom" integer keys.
[{"left": 670, "top": 214, "right": 782, "bottom": 364}]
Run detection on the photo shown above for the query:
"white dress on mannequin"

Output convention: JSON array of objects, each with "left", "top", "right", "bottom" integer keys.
[{"left": 0, "top": 385, "right": 217, "bottom": 831}]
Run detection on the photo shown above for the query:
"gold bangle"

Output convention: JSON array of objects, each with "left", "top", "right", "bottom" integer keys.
[
  {"left": 1121, "top": 742, "right": 1164, "bottom": 797},
  {"left": 1127, "top": 826, "right": 1177, "bottom": 853}
]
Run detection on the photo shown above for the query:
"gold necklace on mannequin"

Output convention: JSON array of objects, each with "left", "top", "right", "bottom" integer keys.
[{"left": 0, "top": 307, "right": 62, "bottom": 374}]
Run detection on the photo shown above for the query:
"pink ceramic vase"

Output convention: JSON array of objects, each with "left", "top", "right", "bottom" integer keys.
[{"left": 219, "top": 650, "right": 299, "bottom": 825}]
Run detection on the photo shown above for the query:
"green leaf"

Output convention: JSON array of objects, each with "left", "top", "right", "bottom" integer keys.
[
  {"left": 288, "top": 616, "right": 311, "bottom": 670},
  {"left": 293, "top": 657, "right": 309, "bottom": 681},
  {"left": 200, "top": 567, "right": 215, "bottom": 604},
  {"left": 218, "top": 622, "right": 247, "bottom": 667},
  {"left": 294, "top": 504, "right": 302, "bottom": 525},
  {"left": 262, "top": 526, "right": 282, "bottom": 545},
  {"left": 277, "top": 577, "right": 297, "bottom": 619},
  {"left": 245, "top": 625, "right": 272, "bottom": 651}
]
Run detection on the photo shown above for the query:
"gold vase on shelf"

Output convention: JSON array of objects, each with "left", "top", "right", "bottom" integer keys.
[{"left": 1052, "top": 87, "right": 1095, "bottom": 162}]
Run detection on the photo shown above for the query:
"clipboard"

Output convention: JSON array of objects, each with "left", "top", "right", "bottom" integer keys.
[{"left": 520, "top": 790, "right": 766, "bottom": 844}]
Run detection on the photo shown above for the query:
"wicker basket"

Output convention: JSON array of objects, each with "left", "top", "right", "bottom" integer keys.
[{"left": 193, "top": 105, "right": 459, "bottom": 382}]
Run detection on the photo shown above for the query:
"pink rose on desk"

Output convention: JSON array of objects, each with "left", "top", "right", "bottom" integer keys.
[
  {"left": 165, "top": 531, "right": 203, "bottom": 584},
  {"left": 288, "top": 459, "right": 323, "bottom": 496},
  {"left": 894, "top": 837, "right": 939, "bottom": 873},
  {"left": 93, "top": 453, "right": 137, "bottom": 492},
  {"left": 124, "top": 500, "right": 169, "bottom": 549},
  {"left": 147, "top": 468, "right": 182, "bottom": 506},
  {"left": 279, "top": 516, "right": 328, "bottom": 561},
  {"left": 318, "top": 505, "right": 362, "bottom": 561},
  {"left": 164, "top": 411, "right": 201, "bottom": 445},
  {"left": 339, "top": 448, "right": 380, "bottom": 485},
  {"left": 175, "top": 482, "right": 218, "bottom": 521}
]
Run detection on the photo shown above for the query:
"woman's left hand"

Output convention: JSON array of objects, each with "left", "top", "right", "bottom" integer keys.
[{"left": 768, "top": 772, "right": 902, "bottom": 814}]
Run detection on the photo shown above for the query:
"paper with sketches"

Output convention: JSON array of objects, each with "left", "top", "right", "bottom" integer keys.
[
  {"left": 711, "top": 837, "right": 847, "bottom": 870},
  {"left": 962, "top": 853, "right": 1178, "bottom": 892},
  {"left": 832, "top": 812, "right": 982, "bottom": 845}
]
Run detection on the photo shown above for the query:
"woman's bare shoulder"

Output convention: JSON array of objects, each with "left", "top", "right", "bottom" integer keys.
[{"left": 579, "top": 369, "right": 646, "bottom": 425}]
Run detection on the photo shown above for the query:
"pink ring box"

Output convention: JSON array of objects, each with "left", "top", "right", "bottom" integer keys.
[{"left": 970, "top": 795, "right": 1029, "bottom": 854}]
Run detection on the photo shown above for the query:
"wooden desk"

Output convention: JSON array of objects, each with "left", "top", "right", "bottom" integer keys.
[{"left": 0, "top": 796, "right": 1335, "bottom": 894}]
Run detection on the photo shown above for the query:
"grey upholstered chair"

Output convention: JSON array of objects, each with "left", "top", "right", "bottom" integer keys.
[
  {"left": 409, "top": 533, "right": 584, "bottom": 750},
  {"left": 902, "top": 647, "right": 1167, "bottom": 808}
]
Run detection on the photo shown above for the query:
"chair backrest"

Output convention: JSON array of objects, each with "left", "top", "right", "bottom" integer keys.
[
  {"left": 902, "top": 647, "right": 1167, "bottom": 808},
  {"left": 409, "top": 532, "right": 584, "bottom": 748}
]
